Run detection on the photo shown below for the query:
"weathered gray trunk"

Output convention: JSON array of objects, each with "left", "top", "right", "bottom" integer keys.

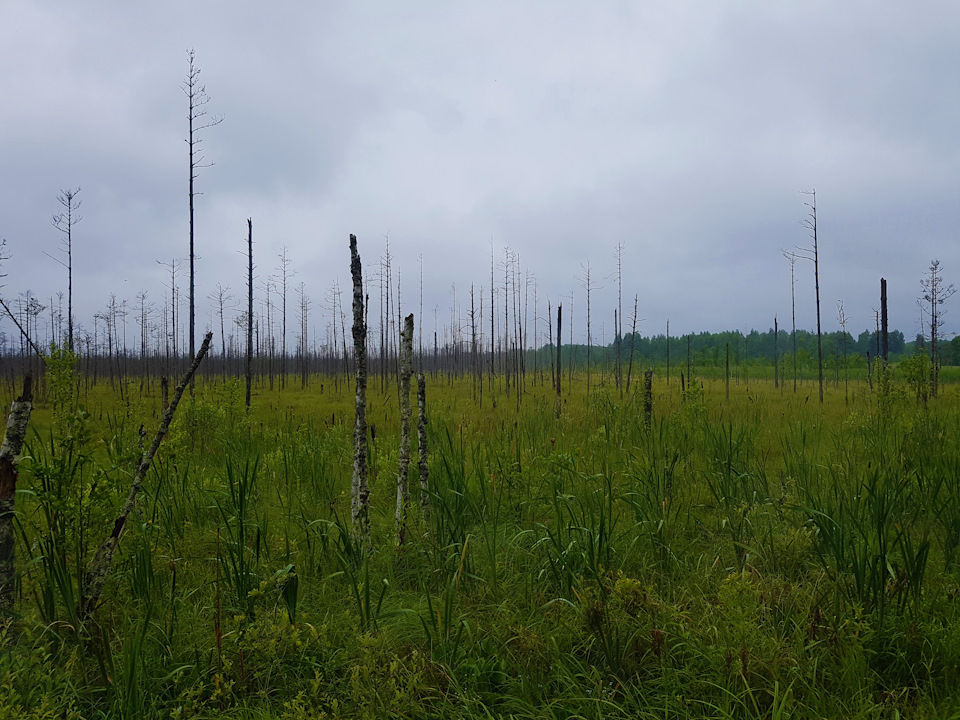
[
  {"left": 643, "top": 370, "right": 653, "bottom": 430},
  {"left": 881, "top": 278, "right": 889, "bottom": 362},
  {"left": 246, "top": 219, "right": 254, "bottom": 410},
  {"left": 81, "top": 333, "right": 212, "bottom": 621},
  {"left": 0, "top": 375, "right": 33, "bottom": 612},
  {"left": 396, "top": 314, "right": 414, "bottom": 544},
  {"left": 555, "top": 304, "right": 562, "bottom": 417},
  {"left": 349, "top": 235, "right": 370, "bottom": 539},
  {"left": 417, "top": 373, "right": 429, "bottom": 514}
]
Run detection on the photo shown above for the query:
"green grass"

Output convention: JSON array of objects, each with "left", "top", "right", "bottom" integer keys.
[{"left": 5, "top": 363, "right": 960, "bottom": 718}]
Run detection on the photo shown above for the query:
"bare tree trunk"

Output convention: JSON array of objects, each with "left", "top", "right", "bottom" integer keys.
[
  {"left": 881, "top": 277, "right": 889, "bottom": 362},
  {"left": 349, "top": 235, "right": 370, "bottom": 539},
  {"left": 626, "top": 295, "right": 638, "bottom": 393},
  {"left": 81, "top": 334, "right": 212, "bottom": 620},
  {"left": 643, "top": 370, "right": 653, "bottom": 430},
  {"left": 555, "top": 303, "right": 562, "bottom": 417},
  {"left": 396, "top": 314, "right": 414, "bottom": 545},
  {"left": 773, "top": 316, "right": 779, "bottom": 389},
  {"left": 417, "top": 373, "right": 429, "bottom": 514},
  {"left": 725, "top": 342, "right": 731, "bottom": 402},
  {"left": 246, "top": 219, "right": 254, "bottom": 410},
  {"left": 0, "top": 375, "right": 33, "bottom": 612}
]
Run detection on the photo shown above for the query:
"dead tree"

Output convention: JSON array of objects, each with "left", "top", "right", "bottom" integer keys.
[
  {"left": 555, "top": 303, "right": 562, "bottom": 417},
  {"left": 881, "top": 278, "right": 889, "bottom": 362},
  {"left": 81, "top": 333, "right": 212, "bottom": 621},
  {"left": 417, "top": 373, "right": 429, "bottom": 514},
  {"left": 625, "top": 295, "right": 639, "bottom": 393},
  {"left": 0, "top": 375, "right": 33, "bottom": 612},
  {"left": 798, "top": 190, "right": 824, "bottom": 403},
  {"left": 276, "top": 247, "right": 294, "bottom": 389},
  {"left": 396, "top": 313, "right": 414, "bottom": 545},
  {"left": 921, "top": 259, "right": 956, "bottom": 398},
  {"left": 246, "top": 219, "right": 254, "bottom": 410},
  {"left": 643, "top": 370, "right": 653, "bottom": 430},
  {"left": 781, "top": 250, "right": 800, "bottom": 392},
  {"left": 51, "top": 188, "right": 81, "bottom": 352},
  {"left": 184, "top": 49, "right": 223, "bottom": 370},
  {"left": 349, "top": 235, "right": 370, "bottom": 539}
]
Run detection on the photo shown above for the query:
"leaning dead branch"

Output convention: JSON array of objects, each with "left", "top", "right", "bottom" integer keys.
[{"left": 80, "top": 332, "right": 212, "bottom": 621}]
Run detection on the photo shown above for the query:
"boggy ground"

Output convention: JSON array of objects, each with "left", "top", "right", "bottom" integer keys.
[{"left": 4, "top": 364, "right": 960, "bottom": 719}]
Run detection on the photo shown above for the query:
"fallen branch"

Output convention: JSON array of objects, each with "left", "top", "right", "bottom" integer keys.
[
  {"left": 80, "top": 332, "right": 212, "bottom": 621},
  {"left": 0, "top": 298, "right": 43, "bottom": 359}
]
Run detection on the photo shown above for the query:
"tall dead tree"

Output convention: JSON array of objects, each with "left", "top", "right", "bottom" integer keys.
[
  {"left": 349, "top": 235, "right": 370, "bottom": 538},
  {"left": 246, "top": 219, "right": 254, "bottom": 410},
  {"left": 798, "top": 190, "right": 824, "bottom": 403},
  {"left": 881, "top": 278, "right": 889, "bottom": 362},
  {"left": 625, "top": 295, "right": 638, "bottom": 392},
  {"left": 921, "top": 259, "right": 956, "bottom": 398},
  {"left": 782, "top": 250, "right": 799, "bottom": 392},
  {"left": 577, "top": 261, "right": 599, "bottom": 395},
  {"left": 276, "top": 247, "right": 295, "bottom": 389},
  {"left": 0, "top": 375, "right": 33, "bottom": 613},
  {"left": 555, "top": 303, "right": 562, "bottom": 417},
  {"left": 184, "top": 49, "right": 223, "bottom": 373},
  {"left": 396, "top": 313, "right": 414, "bottom": 545},
  {"left": 51, "top": 188, "right": 81, "bottom": 352}
]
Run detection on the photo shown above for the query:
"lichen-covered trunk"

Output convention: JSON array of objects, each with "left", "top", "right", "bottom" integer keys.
[
  {"left": 417, "top": 373, "right": 429, "bottom": 514},
  {"left": 396, "top": 313, "right": 414, "bottom": 545},
  {"left": 349, "top": 235, "right": 370, "bottom": 539},
  {"left": 643, "top": 369, "right": 653, "bottom": 430},
  {"left": 0, "top": 375, "right": 33, "bottom": 612}
]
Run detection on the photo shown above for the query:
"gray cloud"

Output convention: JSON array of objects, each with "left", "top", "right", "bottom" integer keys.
[{"left": 2, "top": 1, "right": 958, "bottom": 353}]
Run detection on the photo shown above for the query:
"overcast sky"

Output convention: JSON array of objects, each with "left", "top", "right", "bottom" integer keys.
[{"left": 2, "top": 1, "right": 959, "bottom": 353}]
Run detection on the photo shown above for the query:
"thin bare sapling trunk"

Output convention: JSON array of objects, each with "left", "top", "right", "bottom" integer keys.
[
  {"left": 0, "top": 375, "right": 33, "bottom": 612},
  {"left": 246, "top": 219, "right": 254, "bottom": 410},
  {"left": 625, "top": 295, "right": 638, "bottom": 393},
  {"left": 417, "top": 373, "right": 429, "bottom": 514},
  {"left": 81, "top": 332, "right": 212, "bottom": 620},
  {"left": 396, "top": 313, "right": 414, "bottom": 545},
  {"left": 555, "top": 303, "right": 562, "bottom": 417},
  {"left": 349, "top": 235, "right": 371, "bottom": 538}
]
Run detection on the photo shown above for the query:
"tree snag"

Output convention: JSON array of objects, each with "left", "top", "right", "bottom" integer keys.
[
  {"left": 349, "top": 235, "right": 370, "bottom": 539},
  {"left": 0, "top": 375, "right": 33, "bottom": 613},
  {"left": 396, "top": 313, "right": 414, "bottom": 545},
  {"left": 417, "top": 373, "right": 429, "bottom": 514}
]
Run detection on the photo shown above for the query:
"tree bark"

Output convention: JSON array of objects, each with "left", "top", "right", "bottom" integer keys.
[
  {"left": 0, "top": 375, "right": 33, "bottom": 613},
  {"left": 396, "top": 313, "right": 414, "bottom": 545},
  {"left": 349, "top": 235, "right": 370, "bottom": 539},
  {"left": 417, "top": 373, "right": 429, "bottom": 514},
  {"left": 643, "top": 370, "right": 653, "bottom": 430}
]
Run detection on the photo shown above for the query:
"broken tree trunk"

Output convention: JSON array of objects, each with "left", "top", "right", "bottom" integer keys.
[
  {"left": 643, "top": 369, "right": 653, "bottom": 430},
  {"left": 417, "top": 372, "right": 429, "bottom": 515},
  {"left": 396, "top": 313, "right": 414, "bottom": 545},
  {"left": 0, "top": 375, "right": 33, "bottom": 613},
  {"left": 349, "top": 235, "right": 370, "bottom": 540},
  {"left": 80, "top": 332, "right": 212, "bottom": 621}
]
